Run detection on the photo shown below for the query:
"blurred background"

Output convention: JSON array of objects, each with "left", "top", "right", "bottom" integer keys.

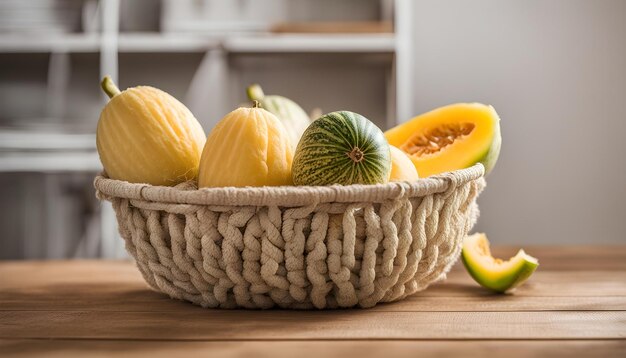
[{"left": 0, "top": 0, "right": 624, "bottom": 260}]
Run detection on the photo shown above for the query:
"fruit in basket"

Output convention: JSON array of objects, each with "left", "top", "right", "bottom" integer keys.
[
  {"left": 385, "top": 103, "right": 501, "bottom": 177},
  {"left": 389, "top": 145, "right": 419, "bottom": 182},
  {"left": 96, "top": 76, "right": 206, "bottom": 186},
  {"left": 292, "top": 111, "right": 391, "bottom": 186},
  {"left": 462, "top": 233, "right": 538, "bottom": 293},
  {"left": 246, "top": 84, "right": 311, "bottom": 148},
  {"left": 198, "top": 103, "right": 294, "bottom": 187}
]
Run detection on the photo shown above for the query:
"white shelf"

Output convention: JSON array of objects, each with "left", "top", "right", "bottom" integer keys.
[
  {"left": 0, "top": 33, "right": 219, "bottom": 53},
  {"left": 224, "top": 34, "right": 396, "bottom": 53},
  {"left": 0, "top": 129, "right": 99, "bottom": 172},
  {"left": 0, "top": 151, "right": 101, "bottom": 172},
  {"left": 0, "top": 33, "right": 396, "bottom": 54},
  {"left": 116, "top": 34, "right": 220, "bottom": 53},
  {"left": 0, "top": 129, "right": 95, "bottom": 151},
  {"left": 0, "top": 34, "right": 100, "bottom": 53}
]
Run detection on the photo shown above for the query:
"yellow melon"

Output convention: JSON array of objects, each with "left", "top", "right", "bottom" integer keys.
[
  {"left": 389, "top": 145, "right": 419, "bottom": 181},
  {"left": 198, "top": 104, "right": 294, "bottom": 187},
  {"left": 96, "top": 76, "right": 206, "bottom": 186}
]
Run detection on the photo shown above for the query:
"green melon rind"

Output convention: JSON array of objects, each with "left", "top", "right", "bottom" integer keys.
[
  {"left": 504, "top": 255, "right": 539, "bottom": 291},
  {"left": 461, "top": 249, "right": 538, "bottom": 293},
  {"left": 292, "top": 111, "right": 391, "bottom": 186},
  {"left": 476, "top": 116, "right": 502, "bottom": 175},
  {"left": 263, "top": 96, "right": 310, "bottom": 126}
]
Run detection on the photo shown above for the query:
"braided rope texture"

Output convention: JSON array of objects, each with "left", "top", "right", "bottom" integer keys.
[{"left": 95, "top": 164, "right": 485, "bottom": 309}]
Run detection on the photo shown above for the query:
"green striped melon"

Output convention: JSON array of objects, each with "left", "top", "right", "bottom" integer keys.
[
  {"left": 292, "top": 111, "right": 391, "bottom": 186},
  {"left": 246, "top": 84, "right": 311, "bottom": 149}
]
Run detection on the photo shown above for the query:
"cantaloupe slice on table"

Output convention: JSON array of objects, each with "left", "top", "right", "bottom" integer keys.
[{"left": 462, "top": 233, "right": 538, "bottom": 293}]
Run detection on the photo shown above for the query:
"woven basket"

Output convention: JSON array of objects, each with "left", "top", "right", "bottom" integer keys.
[{"left": 94, "top": 164, "right": 485, "bottom": 309}]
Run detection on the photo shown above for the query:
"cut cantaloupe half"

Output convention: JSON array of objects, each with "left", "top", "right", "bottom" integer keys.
[
  {"left": 385, "top": 103, "right": 501, "bottom": 177},
  {"left": 462, "top": 233, "right": 538, "bottom": 293}
]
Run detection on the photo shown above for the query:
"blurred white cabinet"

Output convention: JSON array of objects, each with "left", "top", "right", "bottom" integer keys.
[{"left": 0, "top": 0, "right": 414, "bottom": 259}]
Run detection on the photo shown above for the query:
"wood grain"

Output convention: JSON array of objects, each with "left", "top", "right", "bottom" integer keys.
[
  {"left": 0, "top": 246, "right": 624, "bottom": 357},
  {"left": 1, "top": 310, "right": 624, "bottom": 340},
  {"left": 1, "top": 290, "right": 623, "bottom": 312},
  {"left": 1, "top": 262, "right": 625, "bottom": 312},
  {"left": 1, "top": 274, "right": 625, "bottom": 312},
  {"left": 2, "top": 340, "right": 625, "bottom": 358}
]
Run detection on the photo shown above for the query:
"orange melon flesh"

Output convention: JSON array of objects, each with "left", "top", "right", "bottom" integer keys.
[{"left": 385, "top": 103, "right": 501, "bottom": 177}]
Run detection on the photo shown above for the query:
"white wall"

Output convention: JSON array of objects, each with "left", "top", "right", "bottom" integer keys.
[{"left": 411, "top": 0, "right": 626, "bottom": 244}]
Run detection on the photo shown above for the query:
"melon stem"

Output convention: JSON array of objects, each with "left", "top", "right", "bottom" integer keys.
[
  {"left": 101, "top": 76, "right": 121, "bottom": 99},
  {"left": 247, "top": 83, "right": 265, "bottom": 101},
  {"left": 347, "top": 147, "right": 364, "bottom": 163},
  {"left": 252, "top": 100, "right": 260, "bottom": 109}
]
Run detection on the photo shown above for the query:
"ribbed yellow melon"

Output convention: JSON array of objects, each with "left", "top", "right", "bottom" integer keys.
[
  {"left": 96, "top": 76, "right": 206, "bottom": 186},
  {"left": 389, "top": 145, "right": 419, "bottom": 182},
  {"left": 198, "top": 105, "right": 294, "bottom": 187}
]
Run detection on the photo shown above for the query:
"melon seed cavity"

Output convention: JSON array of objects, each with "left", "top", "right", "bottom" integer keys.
[{"left": 402, "top": 123, "right": 475, "bottom": 156}]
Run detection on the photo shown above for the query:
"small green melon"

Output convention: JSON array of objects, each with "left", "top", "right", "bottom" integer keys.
[
  {"left": 462, "top": 233, "right": 538, "bottom": 293},
  {"left": 292, "top": 111, "right": 391, "bottom": 186},
  {"left": 246, "top": 84, "right": 311, "bottom": 148}
]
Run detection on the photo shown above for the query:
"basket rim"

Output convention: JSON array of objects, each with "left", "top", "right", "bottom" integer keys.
[{"left": 94, "top": 164, "right": 484, "bottom": 207}]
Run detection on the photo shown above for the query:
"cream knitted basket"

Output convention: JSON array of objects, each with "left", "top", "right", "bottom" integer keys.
[{"left": 94, "top": 164, "right": 485, "bottom": 309}]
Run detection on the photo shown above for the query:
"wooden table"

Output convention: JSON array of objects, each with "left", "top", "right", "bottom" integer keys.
[{"left": 1, "top": 246, "right": 625, "bottom": 357}]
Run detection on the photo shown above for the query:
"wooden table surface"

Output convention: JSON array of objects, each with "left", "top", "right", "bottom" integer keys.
[{"left": 1, "top": 246, "right": 625, "bottom": 357}]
